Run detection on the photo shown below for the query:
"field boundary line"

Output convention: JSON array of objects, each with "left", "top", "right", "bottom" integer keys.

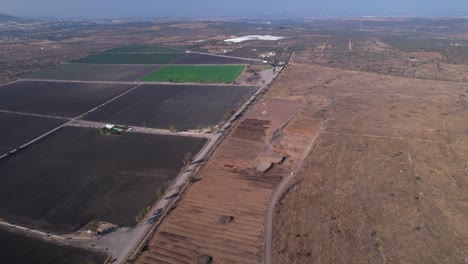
[
  {"left": 15, "top": 78, "right": 259, "bottom": 87},
  {"left": 68, "top": 120, "right": 211, "bottom": 139},
  {"left": 190, "top": 51, "right": 263, "bottom": 62},
  {"left": 0, "top": 220, "right": 67, "bottom": 241},
  {"left": 68, "top": 62, "right": 170, "bottom": 66},
  {"left": 76, "top": 84, "right": 142, "bottom": 120},
  {"left": 122, "top": 134, "right": 217, "bottom": 263},
  {"left": 123, "top": 67, "right": 279, "bottom": 264},
  {"left": 0, "top": 80, "right": 19, "bottom": 87},
  {"left": 0, "top": 84, "right": 142, "bottom": 162},
  {"left": 0, "top": 109, "right": 71, "bottom": 121},
  {"left": 107, "top": 52, "right": 187, "bottom": 54}
]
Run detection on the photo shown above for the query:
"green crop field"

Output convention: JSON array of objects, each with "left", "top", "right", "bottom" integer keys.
[
  {"left": 73, "top": 53, "right": 185, "bottom": 64},
  {"left": 140, "top": 65, "right": 245, "bottom": 83},
  {"left": 108, "top": 45, "right": 184, "bottom": 53}
]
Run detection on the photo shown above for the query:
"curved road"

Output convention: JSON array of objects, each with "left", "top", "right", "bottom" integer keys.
[{"left": 263, "top": 126, "right": 325, "bottom": 264}]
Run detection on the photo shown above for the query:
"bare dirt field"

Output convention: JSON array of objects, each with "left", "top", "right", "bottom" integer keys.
[
  {"left": 0, "top": 226, "right": 106, "bottom": 264},
  {"left": 0, "top": 112, "right": 65, "bottom": 155},
  {"left": 20, "top": 64, "right": 162, "bottom": 82},
  {"left": 0, "top": 127, "right": 207, "bottom": 233},
  {"left": 84, "top": 84, "right": 256, "bottom": 130},
  {"left": 0, "top": 81, "right": 135, "bottom": 117},
  {"left": 273, "top": 64, "right": 468, "bottom": 264}
]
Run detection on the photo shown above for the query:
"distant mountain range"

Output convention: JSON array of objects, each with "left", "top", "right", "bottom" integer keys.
[{"left": 0, "top": 13, "right": 21, "bottom": 22}]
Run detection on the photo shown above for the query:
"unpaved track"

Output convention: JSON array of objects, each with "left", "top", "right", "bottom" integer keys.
[
  {"left": 0, "top": 83, "right": 139, "bottom": 161},
  {"left": 0, "top": 109, "right": 70, "bottom": 121},
  {"left": 263, "top": 129, "right": 325, "bottom": 264},
  {"left": 132, "top": 64, "right": 331, "bottom": 264},
  {"left": 16, "top": 78, "right": 254, "bottom": 87},
  {"left": 272, "top": 64, "right": 468, "bottom": 264}
]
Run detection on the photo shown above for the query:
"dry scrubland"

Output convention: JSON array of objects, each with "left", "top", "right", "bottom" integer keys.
[
  {"left": 291, "top": 36, "right": 468, "bottom": 83},
  {"left": 273, "top": 64, "right": 468, "bottom": 263}
]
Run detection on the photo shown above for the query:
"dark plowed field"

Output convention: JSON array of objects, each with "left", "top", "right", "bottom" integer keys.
[
  {"left": 20, "top": 64, "right": 162, "bottom": 81},
  {"left": 73, "top": 53, "right": 185, "bottom": 64},
  {"left": 0, "top": 127, "right": 207, "bottom": 233},
  {"left": 107, "top": 45, "right": 183, "bottom": 53},
  {"left": 0, "top": 112, "right": 65, "bottom": 155},
  {"left": 0, "top": 81, "right": 135, "bottom": 117},
  {"left": 0, "top": 227, "right": 106, "bottom": 264},
  {"left": 173, "top": 53, "right": 252, "bottom": 65},
  {"left": 84, "top": 84, "right": 256, "bottom": 130}
]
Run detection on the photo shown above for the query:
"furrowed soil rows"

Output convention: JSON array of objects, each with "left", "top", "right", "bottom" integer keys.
[
  {"left": 173, "top": 53, "right": 252, "bottom": 64},
  {"left": 0, "top": 112, "right": 65, "bottom": 155},
  {"left": 134, "top": 87, "right": 312, "bottom": 263},
  {"left": 0, "top": 127, "right": 207, "bottom": 233},
  {"left": 84, "top": 84, "right": 256, "bottom": 130},
  {"left": 0, "top": 81, "right": 135, "bottom": 117},
  {"left": 20, "top": 64, "right": 162, "bottom": 82},
  {"left": 136, "top": 118, "right": 277, "bottom": 264},
  {"left": 0, "top": 227, "right": 106, "bottom": 264}
]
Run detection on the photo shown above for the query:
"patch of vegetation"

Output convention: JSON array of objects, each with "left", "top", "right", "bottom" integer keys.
[
  {"left": 156, "top": 188, "right": 165, "bottom": 198},
  {"left": 188, "top": 175, "right": 200, "bottom": 183},
  {"left": 135, "top": 206, "right": 151, "bottom": 223},
  {"left": 169, "top": 125, "right": 176, "bottom": 133},
  {"left": 140, "top": 65, "right": 245, "bottom": 83},
  {"left": 183, "top": 152, "right": 194, "bottom": 167},
  {"left": 224, "top": 108, "right": 236, "bottom": 121}
]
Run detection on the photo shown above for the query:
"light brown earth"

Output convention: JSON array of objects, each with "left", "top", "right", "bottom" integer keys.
[
  {"left": 133, "top": 61, "right": 467, "bottom": 264},
  {"left": 133, "top": 63, "right": 334, "bottom": 263},
  {"left": 273, "top": 64, "right": 468, "bottom": 264}
]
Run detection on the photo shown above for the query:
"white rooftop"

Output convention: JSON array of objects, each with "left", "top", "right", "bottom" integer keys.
[{"left": 224, "top": 35, "right": 284, "bottom": 43}]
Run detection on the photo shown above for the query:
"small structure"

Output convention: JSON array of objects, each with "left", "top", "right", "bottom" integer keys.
[{"left": 101, "top": 124, "right": 130, "bottom": 135}]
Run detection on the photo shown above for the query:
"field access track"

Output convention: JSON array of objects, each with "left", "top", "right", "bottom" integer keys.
[
  {"left": 134, "top": 88, "right": 309, "bottom": 263},
  {"left": 20, "top": 64, "right": 162, "bottom": 82},
  {"left": 84, "top": 84, "right": 256, "bottom": 130},
  {"left": 0, "top": 226, "right": 106, "bottom": 264},
  {"left": 0, "top": 126, "right": 207, "bottom": 234},
  {"left": 0, "top": 81, "right": 135, "bottom": 118},
  {"left": 0, "top": 112, "right": 66, "bottom": 155}
]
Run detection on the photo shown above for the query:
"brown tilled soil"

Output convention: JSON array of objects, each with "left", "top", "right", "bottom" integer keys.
[
  {"left": 134, "top": 64, "right": 333, "bottom": 263},
  {"left": 273, "top": 64, "right": 468, "bottom": 264}
]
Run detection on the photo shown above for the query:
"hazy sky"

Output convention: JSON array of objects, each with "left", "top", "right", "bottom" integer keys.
[{"left": 2, "top": 0, "right": 468, "bottom": 19}]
